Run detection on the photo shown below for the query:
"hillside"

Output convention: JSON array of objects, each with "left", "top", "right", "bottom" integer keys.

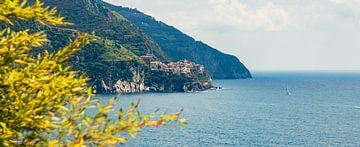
[
  {"left": 43, "top": 0, "right": 170, "bottom": 62},
  {"left": 102, "top": 3, "right": 252, "bottom": 79}
]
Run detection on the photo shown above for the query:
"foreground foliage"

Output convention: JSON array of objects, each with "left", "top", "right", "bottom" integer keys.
[{"left": 0, "top": 0, "right": 185, "bottom": 146}]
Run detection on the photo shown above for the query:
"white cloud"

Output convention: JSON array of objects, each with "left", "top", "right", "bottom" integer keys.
[
  {"left": 208, "top": 0, "right": 290, "bottom": 32},
  {"left": 164, "top": 0, "right": 319, "bottom": 32},
  {"left": 330, "top": 0, "right": 360, "bottom": 24},
  {"left": 331, "top": 0, "right": 360, "bottom": 9},
  {"left": 106, "top": 0, "right": 321, "bottom": 32},
  {"left": 331, "top": 0, "right": 360, "bottom": 15}
]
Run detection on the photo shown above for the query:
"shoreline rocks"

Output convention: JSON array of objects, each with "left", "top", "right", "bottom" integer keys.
[
  {"left": 92, "top": 61, "right": 216, "bottom": 94},
  {"left": 93, "top": 78, "right": 215, "bottom": 94}
]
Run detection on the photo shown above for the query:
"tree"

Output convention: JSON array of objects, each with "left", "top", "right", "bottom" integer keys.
[{"left": 0, "top": 0, "right": 186, "bottom": 146}]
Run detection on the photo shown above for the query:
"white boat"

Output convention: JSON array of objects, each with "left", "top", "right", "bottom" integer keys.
[{"left": 286, "top": 86, "right": 292, "bottom": 96}]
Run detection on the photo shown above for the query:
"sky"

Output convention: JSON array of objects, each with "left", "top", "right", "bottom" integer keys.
[{"left": 104, "top": 0, "right": 360, "bottom": 71}]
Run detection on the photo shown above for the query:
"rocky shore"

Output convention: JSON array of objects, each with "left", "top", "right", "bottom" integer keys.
[
  {"left": 92, "top": 67, "right": 215, "bottom": 94},
  {"left": 93, "top": 78, "right": 215, "bottom": 94}
]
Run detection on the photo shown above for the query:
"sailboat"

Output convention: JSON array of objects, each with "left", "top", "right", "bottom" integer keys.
[{"left": 286, "top": 86, "right": 292, "bottom": 96}]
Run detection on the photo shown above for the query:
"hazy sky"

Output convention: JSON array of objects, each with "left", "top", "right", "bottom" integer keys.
[{"left": 104, "top": 0, "right": 360, "bottom": 71}]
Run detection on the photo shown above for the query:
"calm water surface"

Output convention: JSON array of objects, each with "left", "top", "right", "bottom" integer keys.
[{"left": 96, "top": 72, "right": 360, "bottom": 146}]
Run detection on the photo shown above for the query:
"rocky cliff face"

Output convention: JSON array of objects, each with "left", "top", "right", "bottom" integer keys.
[
  {"left": 93, "top": 67, "right": 146, "bottom": 94},
  {"left": 96, "top": 79, "right": 146, "bottom": 94},
  {"left": 93, "top": 68, "right": 214, "bottom": 94},
  {"left": 146, "top": 81, "right": 213, "bottom": 93},
  {"left": 182, "top": 81, "right": 213, "bottom": 92}
]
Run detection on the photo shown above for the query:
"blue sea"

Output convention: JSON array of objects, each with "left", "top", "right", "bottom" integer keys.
[{"left": 96, "top": 72, "right": 360, "bottom": 146}]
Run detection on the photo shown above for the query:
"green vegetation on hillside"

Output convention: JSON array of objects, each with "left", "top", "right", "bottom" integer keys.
[{"left": 43, "top": 0, "right": 170, "bottom": 62}]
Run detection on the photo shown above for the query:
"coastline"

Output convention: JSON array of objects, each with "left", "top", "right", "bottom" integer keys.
[
  {"left": 94, "top": 86, "right": 222, "bottom": 96},
  {"left": 94, "top": 83, "right": 219, "bottom": 94}
]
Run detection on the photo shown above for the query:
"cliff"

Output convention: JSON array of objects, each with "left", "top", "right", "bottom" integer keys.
[{"left": 93, "top": 65, "right": 213, "bottom": 94}]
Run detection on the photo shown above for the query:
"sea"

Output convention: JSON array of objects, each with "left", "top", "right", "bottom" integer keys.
[{"left": 95, "top": 72, "right": 360, "bottom": 146}]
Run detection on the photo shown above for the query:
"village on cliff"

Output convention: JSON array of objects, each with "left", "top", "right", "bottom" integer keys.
[{"left": 140, "top": 55, "right": 205, "bottom": 76}]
